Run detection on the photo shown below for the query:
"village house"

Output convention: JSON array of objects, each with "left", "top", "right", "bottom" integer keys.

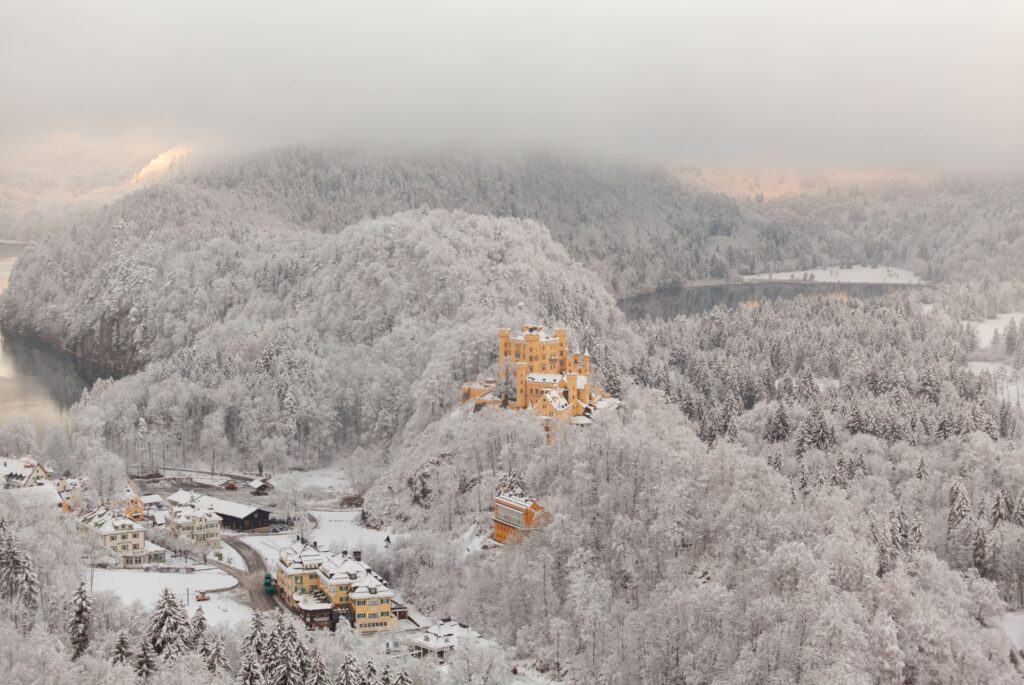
[
  {"left": 167, "top": 489, "right": 271, "bottom": 531},
  {"left": 79, "top": 506, "right": 166, "bottom": 567},
  {"left": 402, "top": 619, "right": 480, "bottom": 663},
  {"left": 108, "top": 482, "right": 146, "bottom": 521},
  {"left": 492, "top": 493, "right": 548, "bottom": 545},
  {"left": 461, "top": 325, "right": 614, "bottom": 423},
  {"left": 167, "top": 504, "right": 222, "bottom": 545},
  {"left": 0, "top": 456, "right": 51, "bottom": 488},
  {"left": 276, "top": 541, "right": 398, "bottom": 633}
]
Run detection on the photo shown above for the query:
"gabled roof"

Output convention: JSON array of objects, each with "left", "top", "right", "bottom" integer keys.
[
  {"left": 167, "top": 489, "right": 265, "bottom": 520},
  {"left": 79, "top": 506, "right": 144, "bottom": 535},
  {"left": 1, "top": 482, "right": 61, "bottom": 507},
  {"left": 278, "top": 541, "right": 330, "bottom": 574}
]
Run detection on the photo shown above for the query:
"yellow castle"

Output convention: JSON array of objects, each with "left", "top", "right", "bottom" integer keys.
[{"left": 461, "top": 325, "right": 610, "bottom": 423}]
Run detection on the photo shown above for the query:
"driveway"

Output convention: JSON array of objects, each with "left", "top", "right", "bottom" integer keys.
[{"left": 213, "top": 536, "right": 279, "bottom": 611}]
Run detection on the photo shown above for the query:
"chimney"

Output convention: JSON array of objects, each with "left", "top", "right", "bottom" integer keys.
[{"left": 353, "top": 550, "right": 362, "bottom": 562}]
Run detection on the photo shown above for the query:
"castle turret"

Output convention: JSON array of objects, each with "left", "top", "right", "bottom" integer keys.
[{"left": 498, "top": 329, "right": 511, "bottom": 381}]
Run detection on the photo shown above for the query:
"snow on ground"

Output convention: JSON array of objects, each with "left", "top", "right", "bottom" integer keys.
[
  {"left": 967, "top": 361, "right": 1024, "bottom": 403},
  {"left": 214, "top": 540, "right": 247, "bottom": 571},
  {"left": 309, "top": 509, "right": 400, "bottom": 553},
  {"left": 90, "top": 567, "right": 250, "bottom": 626},
  {"left": 273, "top": 463, "right": 352, "bottom": 493},
  {"left": 743, "top": 265, "right": 921, "bottom": 284},
  {"left": 236, "top": 533, "right": 295, "bottom": 570},
  {"left": 967, "top": 312, "right": 1024, "bottom": 349},
  {"left": 1003, "top": 611, "right": 1024, "bottom": 650}
]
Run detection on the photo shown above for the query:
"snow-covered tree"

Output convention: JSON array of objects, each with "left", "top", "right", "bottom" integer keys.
[
  {"left": 111, "top": 632, "right": 133, "bottom": 666},
  {"left": 66, "top": 580, "right": 92, "bottom": 660},
  {"left": 147, "top": 588, "right": 190, "bottom": 659}
]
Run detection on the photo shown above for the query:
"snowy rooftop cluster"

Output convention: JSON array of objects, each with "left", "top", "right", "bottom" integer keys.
[
  {"left": 79, "top": 506, "right": 143, "bottom": 535},
  {"left": 168, "top": 504, "right": 221, "bottom": 525},
  {"left": 320, "top": 551, "right": 393, "bottom": 598},
  {"left": 278, "top": 540, "right": 331, "bottom": 573}
]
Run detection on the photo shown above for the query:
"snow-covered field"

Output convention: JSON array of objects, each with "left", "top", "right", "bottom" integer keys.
[
  {"left": 89, "top": 567, "right": 250, "bottom": 626},
  {"left": 273, "top": 463, "right": 352, "bottom": 493},
  {"left": 309, "top": 509, "right": 398, "bottom": 553},
  {"left": 239, "top": 510, "right": 399, "bottom": 569},
  {"left": 743, "top": 265, "right": 921, "bottom": 284},
  {"left": 1003, "top": 611, "right": 1024, "bottom": 650},
  {"left": 967, "top": 312, "right": 1024, "bottom": 349}
]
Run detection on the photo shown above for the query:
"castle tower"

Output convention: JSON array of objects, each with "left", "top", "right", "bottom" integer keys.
[
  {"left": 498, "top": 329, "right": 512, "bottom": 382},
  {"left": 514, "top": 362, "right": 528, "bottom": 409}
]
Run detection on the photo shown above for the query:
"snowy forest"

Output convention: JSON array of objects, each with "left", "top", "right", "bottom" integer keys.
[{"left": 4, "top": 148, "right": 1024, "bottom": 683}]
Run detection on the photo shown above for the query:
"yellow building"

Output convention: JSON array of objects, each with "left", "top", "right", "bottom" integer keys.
[
  {"left": 462, "top": 325, "right": 612, "bottom": 423},
  {"left": 492, "top": 494, "right": 548, "bottom": 545},
  {"left": 276, "top": 541, "right": 397, "bottom": 633},
  {"left": 79, "top": 506, "right": 166, "bottom": 567}
]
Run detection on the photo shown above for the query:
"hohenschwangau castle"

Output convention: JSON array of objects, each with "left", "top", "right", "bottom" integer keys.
[{"left": 461, "top": 325, "right": 614, "bottom": 423}]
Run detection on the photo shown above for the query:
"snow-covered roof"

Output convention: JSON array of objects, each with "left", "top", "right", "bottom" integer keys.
[
  {"left": 495, "top": 494, "right": 537, "bottom": 511},
  {"left": 144, "top": 541, "right": 165, "bottom": 554},
  {"left": 408, "top": 619, "right": 480, "bottom": 652},
  {"left": 278, "top": 541, "right": 330, "bottom": 574},
  {"left": 0, "top": 457, "right": 47, "bottom": 485},
  {"left": 1, "top": 482, "right": 61, "bottom": 508},
  {"left": 293, "top": 593, "right": 332, "bottom": 611},
  {"left": 542, "top": 389, "right": 569, "bottom": 411},
  {"left": 79, "top": 507, "right": 144, "bottom": 535},
  {"left": 248, "top": 479, "right": 268, "bottom": 489},
  {"left": 140, "top": 494, "right": 164, "bottom": 506},
  {"left": 167, "top": 489, "right": 264, "bottom": 520},
  {"left": 318, "top": 551, "right": 393, "bottom": 598},
  {"left": 527, "top": 373, "right": 563, "bottom": 384},
  {"left": 169, "top": 504, "right": 221, "bottom": 525}
]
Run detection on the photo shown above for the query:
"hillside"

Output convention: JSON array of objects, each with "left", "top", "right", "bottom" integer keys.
[{"left": 1, "top": 198, "right": 639, "bottom": 472}]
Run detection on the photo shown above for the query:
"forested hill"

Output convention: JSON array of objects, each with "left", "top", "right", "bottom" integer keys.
[{"left": 177, "top": 147, "right": 795, "bottom": 297}]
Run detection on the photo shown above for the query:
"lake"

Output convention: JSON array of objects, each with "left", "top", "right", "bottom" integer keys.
[
  {"left": 619, "top": 280, "right": 927, "bottom": 320},
  {"left": 0, "top": 244, "right": 93, "bottom": 436}
]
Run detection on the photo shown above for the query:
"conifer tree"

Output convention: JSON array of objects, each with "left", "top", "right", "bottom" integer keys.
[
  {"left": 111, "top": 632, "right": 133, "bottom": 666},
  {"left": 1005, "top": 319, "right": 1019, "bottom": 355},
  {"left": 845, "top": 403, "right": 865, "bottom": 434},
  {"left": 66, "top": 580, "right": 92, "bottom": 660},
  {"left": 992, "top": 489, "right": 1011, "bottom": 526},
  {"left": 874, "top": 519, "right": 899, "bottom": 576},
  {"left": 915, "top": 456, "right": 929, "bottom": 480},
  {"left": 147, "top": 587, "right": 190, "bottom": 659},
  {"left": 207, "top": 635, "right": 229, "bottom": 674},
  {"left": 135, "top": 640, "right": 157, "bottom": 680},
  {"left": 191, "top": 605, "right": 208, "bottom": 646},
  {"left": 948, "top": 481, "right": 972, "bottom": 537},
  {"left": 378, "top": 664, "right": 392, "bottom": 685},
  {"left": 973, "top": 521, "right": 991, "bottom": 577},
  {"left": 334, "top": 654, "right": 361, "bottom": 685},
  {"left": 763, "top": 402, "right": 791, "bottom": 443},
  {"left": 304, "top": 649, "right": 330, "bottom": 685},
  {"left": 243, "top": 611, "right": 267, "bottom": 655},
  {"left": 1014, "top": 490, "right": 1024, "bottom": 528},
  {"left": 362, "top": 660, "right": 378, "bottom": 685},
  {"left": 236, "top": 645, "right": 266, "bottom": 685},
  {"left": 393, "top": 672, "right": 412, "bottom": 685},
  {"left": 767, "top": 450, "right": 782, "bottom": 472},
  {"left": 908, "top": 513, "right": 925, "bottom": 555}
]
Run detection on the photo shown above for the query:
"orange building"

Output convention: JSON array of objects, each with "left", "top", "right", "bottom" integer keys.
[
  {"left": 492, "top": 494, "right": 548, "bottom": 544},
  {"left": 462, "top": 325, "right": 613, "bottom": 423}
]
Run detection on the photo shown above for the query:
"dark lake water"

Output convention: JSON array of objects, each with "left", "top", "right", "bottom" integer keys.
[
  {"left": 0, "top": 244, "right": 91, "bottom": 435},
  {"left": 618, "top": 281, "right": 927, "bottom": 320}
]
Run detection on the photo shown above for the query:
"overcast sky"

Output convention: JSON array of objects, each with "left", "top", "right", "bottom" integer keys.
[{"left": 3, "top": 0, "right": 1024, "bottom": 171}]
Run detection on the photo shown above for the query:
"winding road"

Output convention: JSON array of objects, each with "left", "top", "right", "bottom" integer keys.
[{"left": 212, "top": 536, "right": 279, "bottom": 610}]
